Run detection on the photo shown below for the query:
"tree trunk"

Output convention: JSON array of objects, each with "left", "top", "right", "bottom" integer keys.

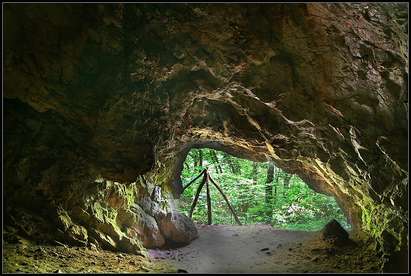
[
  {"left": 224, "top": 153, "right": 236, "bottom": 174},
  {"left": 283, "top": 174, "right": 292, "bottom": 189},
  {"left": 210, "top": 150, "right": 223, "bottom": 173},
  {"left": 205, "top": 173, "right": 212, "bottom": 225},
  {"left": 283, "top": 173, "right": 293, "bottom": 196},
  {"left": 252, "top": 162, "right": 258, "bottom": 185},
  {"left": 198, "top": 149, "right": 203, "bottom": 172},
  {"left": 234, "top": 159, "right": 241, "bottom": 174},
  {"left": 192, "top": 151, "right": 198, "bottom": 168},
  {"left": 265, "top": 161, "right": 275, "bottom": 223},
  {"left": 189, "top": 171, "right": 208, "bottom": 218},
  {"left": 273, "top": 166, "right": 279, "bottom": 199},
  {"left": 231, "top": 158, "right": 241, "bottom": 174}
]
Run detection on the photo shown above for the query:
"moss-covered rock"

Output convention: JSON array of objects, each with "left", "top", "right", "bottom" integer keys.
[{"left": 157, "top": 212, "right": 199, "bottom": 246}]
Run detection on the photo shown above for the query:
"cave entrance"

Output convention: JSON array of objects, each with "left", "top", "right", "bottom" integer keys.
[{"left": 177, "top": 148, "right": 351, "bottom": 231}]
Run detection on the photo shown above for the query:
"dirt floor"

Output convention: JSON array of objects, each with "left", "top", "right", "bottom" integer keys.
[
  {"left": 149, "top": 224, "right": 382, "bottom": 273},
  {"left": 3, "top": 224, "right": 381, "bottom": 273},
  {"left": 2, "top": 240, "right": 175, "bottom": 273}
]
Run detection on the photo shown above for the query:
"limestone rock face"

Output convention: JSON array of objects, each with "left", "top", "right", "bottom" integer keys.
[
  {"left": 121, "top": 204, "right": 166, "bottom": 248},
  {"left": 3, "top": 3, "right": 408, "bottom": 271},
  {"left": 157, "top": 212, "right": 199, "bottom": 245}
]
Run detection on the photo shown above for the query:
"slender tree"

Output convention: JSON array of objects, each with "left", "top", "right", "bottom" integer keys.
[
  {"left": 265, "top": 161, "right": 275, "bottom": 223},
  {"left": 210, "top": 149, "right": 223, "bottom": 173},
  {"left": 273, "top": 166, "right": 279, "bottom": 199},
  {"left": 252, "top": 162, "right": 258, "bottom": 185},
  {"left": 199, "top": 149, "right": 203, "bottom": 170},
  {"left": 223, "top": 152, "right": 237, "bottom": 174},
  {"left": 192, "top": 150, "right": 198, "bottom": 168},
  {"left": 233, "top": 158, "right": 241, "bottom": 174},
  {"left": 278, "top": 172, "right": 291, "bottom": 197},
  {"left": 283, "top": 174, "right": 292, "bottom": 189}
]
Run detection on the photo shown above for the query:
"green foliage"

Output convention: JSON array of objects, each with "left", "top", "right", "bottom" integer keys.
[{"left": 179, "top": 148, "right": 351, "bottom": 231}]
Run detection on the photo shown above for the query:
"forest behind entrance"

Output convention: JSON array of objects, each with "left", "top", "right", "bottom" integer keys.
[{"left": 178, "top": 148, "right": 350, "bottom": 231}]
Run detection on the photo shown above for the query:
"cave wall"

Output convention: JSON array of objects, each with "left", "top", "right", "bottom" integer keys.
[{"left": 4, "top": 3, "right": 408, "bottom": 271}]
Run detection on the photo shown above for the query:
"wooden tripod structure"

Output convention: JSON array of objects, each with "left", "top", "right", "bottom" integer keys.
[{"left": 182, "top": 168, "right": 242, "bottom": 225}]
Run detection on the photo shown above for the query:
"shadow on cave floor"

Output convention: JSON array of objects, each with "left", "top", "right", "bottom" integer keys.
[
  {"left": 148, "top": 224, "right": 381, "bottom": 273},
  {"left": 3, "top": 224, "right": 381, "bottom": 273},
  {"left": 3, "top": 241, "right": 172, "bottom": 274}
]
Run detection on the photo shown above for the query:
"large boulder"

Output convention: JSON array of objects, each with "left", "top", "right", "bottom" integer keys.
[
  {"left": 118, "top": 205, "right": 166, "bottom": 248},
  {"left": 157, "top": 212, "right": 198, "bottom": 246}
]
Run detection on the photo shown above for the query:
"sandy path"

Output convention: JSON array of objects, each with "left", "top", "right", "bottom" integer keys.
[
  {"left": 3, "top": 224, "right": 380, "bottom": 273},
  {"left": 148, "top": 224, "right": 380, "bottom": 273},
  {"left": 149, "top": 224, "right": 316, "bottom": 273}
]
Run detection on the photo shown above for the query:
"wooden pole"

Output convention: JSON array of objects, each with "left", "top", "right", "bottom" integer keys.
[
  {"left": 182, "top": 169, "right": 206, "bottom": 192},
  {"left": 205, "top": 172, "right": 212, "bottom": 225},
  {"left": 189, "top": 171, "right": 207, "bottom": 218},
  {"left": 208, "top": 174, "right": 242, "bottom": 225}
]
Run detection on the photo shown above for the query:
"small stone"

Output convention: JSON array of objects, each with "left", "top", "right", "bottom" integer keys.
[{"left": 54, "top": 269, "right": 63, "bottom": 273}]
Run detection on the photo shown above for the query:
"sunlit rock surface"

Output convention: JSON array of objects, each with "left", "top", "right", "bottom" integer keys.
[{"left": 4, "top": 3, "right": 408, "bottom": 272}]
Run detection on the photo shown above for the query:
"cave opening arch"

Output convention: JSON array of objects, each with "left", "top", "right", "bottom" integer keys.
[
  {"left": 3, "top": 3, "right": 407, "bottom": 272},
  {"left": 165, "top": 141, "right": 356, "bottom": 232}
]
